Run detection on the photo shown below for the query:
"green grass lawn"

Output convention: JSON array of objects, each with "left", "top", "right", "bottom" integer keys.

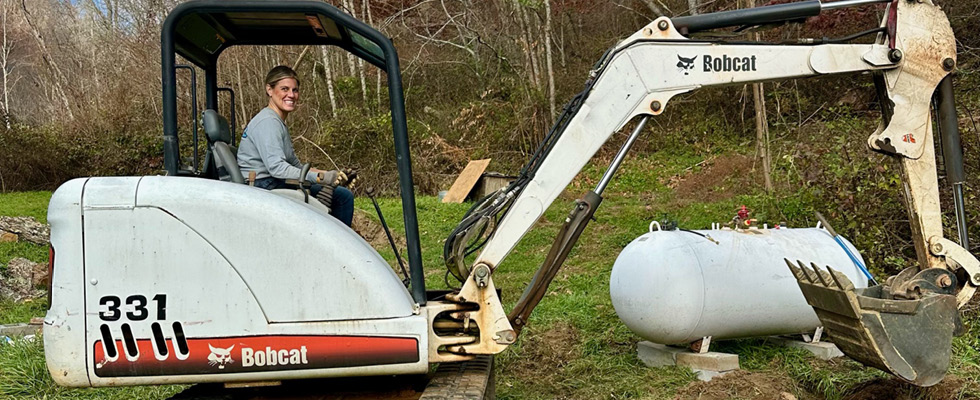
[
  {"left": 0, "top": 191, "right": 51, "bottom": 223},
  {"left": 2, "top": 151, "right": 979, "bottom": 399},
  {"left": 1, "top": 191, "right": 53, "bottom": 325}
]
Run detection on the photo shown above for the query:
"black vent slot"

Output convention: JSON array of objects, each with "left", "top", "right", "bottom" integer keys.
[
  {"left": 99, "top": 324, "right": 117, "bottom": 359},
  {"left": 172, "top": 321, "right": 189, "bottom": 356},
  {"left": 120, "top": 324, "right": 139, "bottom": 359},
  {"left": 151, "top": 322, "right": 168, "bottom": 358}
]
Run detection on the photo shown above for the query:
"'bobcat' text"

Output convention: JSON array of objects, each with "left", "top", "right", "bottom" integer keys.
[{"left": 241, "top": 346, "right": 309, "bottom": 367}]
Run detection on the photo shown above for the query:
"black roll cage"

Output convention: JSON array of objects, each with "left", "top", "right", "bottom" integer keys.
[{"left": 161, "top": 0, "right": 427, "bottom": 304}]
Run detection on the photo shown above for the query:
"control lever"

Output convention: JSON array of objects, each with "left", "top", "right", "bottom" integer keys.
[
  {"left": 298, "top": 163, "right": 312, "bottom": 203},
  {"left": 366, "top": 187, "right": 411, "bottom": 286}
]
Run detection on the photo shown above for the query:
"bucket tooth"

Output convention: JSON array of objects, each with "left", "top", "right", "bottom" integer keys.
[
  {"left": 811, "top": 262, "right": 834, "bottom": 287},
  {"left": 785, "top": 259, "right": 804, "bottom": 281},
  {"left": 796, "top": 260, "right": 818, "bottom": 283},
  {"left": 787, "top": 263, "right": 959, "bottom": 387},
  {"left": 827, "top": 267, "right": 854, "bottom": 290}
]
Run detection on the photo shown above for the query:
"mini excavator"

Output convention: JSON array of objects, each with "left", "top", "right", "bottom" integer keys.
[{"left": 43, "top": 0, "right": 975, "bottom": 395}]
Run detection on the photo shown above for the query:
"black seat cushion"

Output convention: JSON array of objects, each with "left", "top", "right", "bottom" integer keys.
[
  {"left": 214, "top": 142, "right": 244, "bottom": 184},
  {"left": 202, "top": 109, "right": 232, "bottom": 144},
  {"left": 201, "top": 109, "right": 242, "bottom": 183}
]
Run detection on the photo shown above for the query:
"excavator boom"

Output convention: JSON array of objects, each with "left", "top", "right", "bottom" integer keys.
[{"left": 440, "top": 0, "right": 978, "bottom": 386}]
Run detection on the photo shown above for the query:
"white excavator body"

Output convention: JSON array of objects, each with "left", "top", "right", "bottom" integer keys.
[{"left": 44, "top": 176, "right": 428, "bottom": 386}]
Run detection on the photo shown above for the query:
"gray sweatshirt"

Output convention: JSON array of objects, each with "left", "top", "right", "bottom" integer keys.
[{"left": 237, "top": 107, "right": 317, "bottom": 182}]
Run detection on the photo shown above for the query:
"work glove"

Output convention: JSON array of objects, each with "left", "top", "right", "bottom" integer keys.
[
  {"left": 304, "top": 170, "right": 323, "bottom": 184},
  {"left": 312, "top": 170, "right": 344, "bottom": 209},
  {"left": 313, "top": 170, "right": 344, "bottom": 186},
  {"left": 341, "top": 168, "right": 359, "bottom": 190},
  {"left": 315, "top": 184, "right": 335, "bottom": 209}
]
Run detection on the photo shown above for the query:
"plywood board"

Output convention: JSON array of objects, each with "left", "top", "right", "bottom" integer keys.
[
  {"left": 443, "top": 159, "right": 491, "bottom": 203},
  {"left": 474, "top": 173, "right": 516, "bottom": 199}
]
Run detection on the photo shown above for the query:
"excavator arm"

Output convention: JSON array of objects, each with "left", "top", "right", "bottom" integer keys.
[{"left": 433, "top": 0, "right": 978, "bottom": 385}]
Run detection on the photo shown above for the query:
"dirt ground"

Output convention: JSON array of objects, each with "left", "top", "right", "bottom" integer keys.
[
  {"left": 352, "top": 208, "right": 406, "bottom": 250},
  {"left": 666, "top": 154, "right": 761, "bottom": 206},
  {"left": 507, "top": 322, "right": 580, "bottom": 383},
  {"left": 842, "top": 377, "right": 976, "bottom": 400},
  {"left": 674, "top": 370, "right": 815, "bottom": 400},
  {"left": 673, "top": 370, "right": 977, "bottom": 400}
]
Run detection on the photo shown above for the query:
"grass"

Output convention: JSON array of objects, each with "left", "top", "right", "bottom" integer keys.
[
  {"left": 2, "top": 143, "right": 980, "bottom": 399},
  {"left": 0, "top": 241, "right": 48, "bottom": 323},
  {"left": 0, "top": 191, "right": 52, "bottom": 223},
  {"left": 1, "top": 191, "right": 51, "bottom": 325},
  {"left": 0, "top": 337, "right": 185, "bottom": 399},
  {"left": 0, "top": 241, "right": 48, "bottom": 267},
  {"left": 0, "top": 298, "right": 47, "bottom": 326}
]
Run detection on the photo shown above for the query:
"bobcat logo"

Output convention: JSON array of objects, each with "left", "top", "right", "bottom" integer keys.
[
  {"left": 677, "top": 55, "right": 697, "bottom": 75},
  {"left": 207, "top": 344, "right": 235, "bottom": 369}
]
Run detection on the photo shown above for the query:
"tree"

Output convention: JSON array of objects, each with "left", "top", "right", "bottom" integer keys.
[
  {"left": 687, "top": 0, "right": 700, "bottom": 15},
  {"left": 640, "top": 0, "right": 667, "bottom": 16},
  {"left": 320, "top": 46, "right": 338, "bottom": 118},
  {"left": 0, "top": 0, "right": 20, "bottom": 129},
  {"left": 544, "top": 0, "right": 555, "bottom": 117},
  {"left": 20, "top": 0, "right": 73, "bottom": 120},
  {"left": 742, "top": 0, "right": 772, "bottom": 192}
]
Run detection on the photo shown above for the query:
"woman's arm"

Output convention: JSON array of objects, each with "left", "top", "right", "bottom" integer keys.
[
  {"left": 249, "top": 119, "right": 315, "bottom": 181},
  {"left": 285, "top": 148, "right": 302, "bottom": 168}
]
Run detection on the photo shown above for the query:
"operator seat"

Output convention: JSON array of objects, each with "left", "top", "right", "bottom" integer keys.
[
  {"left": 202, "top": 110, "right": 243, "bottom": 184},
  {"left": 200, "top": 109, "right": 332, "bottom": 216}
]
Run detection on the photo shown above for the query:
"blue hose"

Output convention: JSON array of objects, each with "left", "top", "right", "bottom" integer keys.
[
  {"left": 816, "top": 211, "right": 878, "bottom": 286},
  {"left": 833, "top": 236, "right": 878, "bottom": 286}
]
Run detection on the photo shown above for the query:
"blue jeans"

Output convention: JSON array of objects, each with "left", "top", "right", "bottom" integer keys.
[
  {"left": 323, "top": 186, "right": 354, "bottom": 227},
  {"left": 253, "top": 177, "right": 354, "bottom": 227}
]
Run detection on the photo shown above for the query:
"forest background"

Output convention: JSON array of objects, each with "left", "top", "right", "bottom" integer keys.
[{"left": 0, "top": 0, "right": 979, "bottom": 279}]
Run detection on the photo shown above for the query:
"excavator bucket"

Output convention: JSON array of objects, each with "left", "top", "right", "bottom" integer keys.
[{"left": 786, "top": 261, "right": 961, "bottom": 387}]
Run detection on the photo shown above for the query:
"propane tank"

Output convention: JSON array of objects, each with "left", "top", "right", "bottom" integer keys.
[{"left": 610, "top": 224, "right": 868, "bottom": 345}]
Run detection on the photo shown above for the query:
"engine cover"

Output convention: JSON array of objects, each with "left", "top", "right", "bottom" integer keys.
[{"left": 44, "top": 177, "right": 427, "bottom": 387}]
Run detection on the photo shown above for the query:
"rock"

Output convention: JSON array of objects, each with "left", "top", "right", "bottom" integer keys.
[
  {"left": 0, "top": 324, "right": 41, "bottom": 338},
  {"left": 0, "top": 232, "right": 17, "bottom": 242},
  {"left": 0, "top": 216, "right": 50, "bottom": 246},
  {"left": 30, "top": 260, "right": 48, "bottom": 287},
  {"left": 0, "top": 257, "right": 47, "bottom": 301},
  {"left": 780, "top": 392, "right": 798, "bottom": 400}
]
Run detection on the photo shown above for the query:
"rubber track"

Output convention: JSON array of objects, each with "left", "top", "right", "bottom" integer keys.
[
  {"left": 166, "top": 356, "right": 495, "bottom": 399},
  {"left": 420, "top": 355, "right": 495, "bottom": 400}
]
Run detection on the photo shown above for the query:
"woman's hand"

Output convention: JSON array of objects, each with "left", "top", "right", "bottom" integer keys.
[{"left": 311, "top": 168, "right": 345, "bottom": 186}]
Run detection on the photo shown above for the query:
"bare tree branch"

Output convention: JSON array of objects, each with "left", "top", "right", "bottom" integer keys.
[{"left": 20, "top": 0, "right": 72, "bottom": 120}]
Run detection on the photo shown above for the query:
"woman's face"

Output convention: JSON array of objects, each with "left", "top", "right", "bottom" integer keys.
[{"left": 267, "top": 77, "right": 299, "bottom": 115}]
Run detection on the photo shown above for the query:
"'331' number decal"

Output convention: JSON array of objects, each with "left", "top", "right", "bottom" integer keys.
[{"left": 99, "top": 294, "right": 167, "bottom": 321}]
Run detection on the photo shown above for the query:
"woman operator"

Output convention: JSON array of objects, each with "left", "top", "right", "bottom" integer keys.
[{"left": 237, "top": 65, "right": 354, "bottom": 226}]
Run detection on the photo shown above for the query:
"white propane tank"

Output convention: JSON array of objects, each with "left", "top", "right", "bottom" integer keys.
[{"left": 610, "top": 225, "right": 868, "bottom": 345}]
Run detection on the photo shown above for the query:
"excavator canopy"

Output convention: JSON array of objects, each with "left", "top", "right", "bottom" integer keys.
[
  {"left": 165, "top": 2, "right": 385, "bottom": 70},
  {"left": 159, "top": 1, "right": 428, "bottom": 306}
]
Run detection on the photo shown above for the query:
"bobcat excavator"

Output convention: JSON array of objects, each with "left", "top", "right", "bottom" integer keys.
[{"left": 42, "top": 0, "right": 975, "bottom": 396}]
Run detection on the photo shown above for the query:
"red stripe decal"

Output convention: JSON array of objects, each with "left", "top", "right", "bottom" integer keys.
[{"left": 93, "top": 335, "right": 419, "bottom": 377}]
